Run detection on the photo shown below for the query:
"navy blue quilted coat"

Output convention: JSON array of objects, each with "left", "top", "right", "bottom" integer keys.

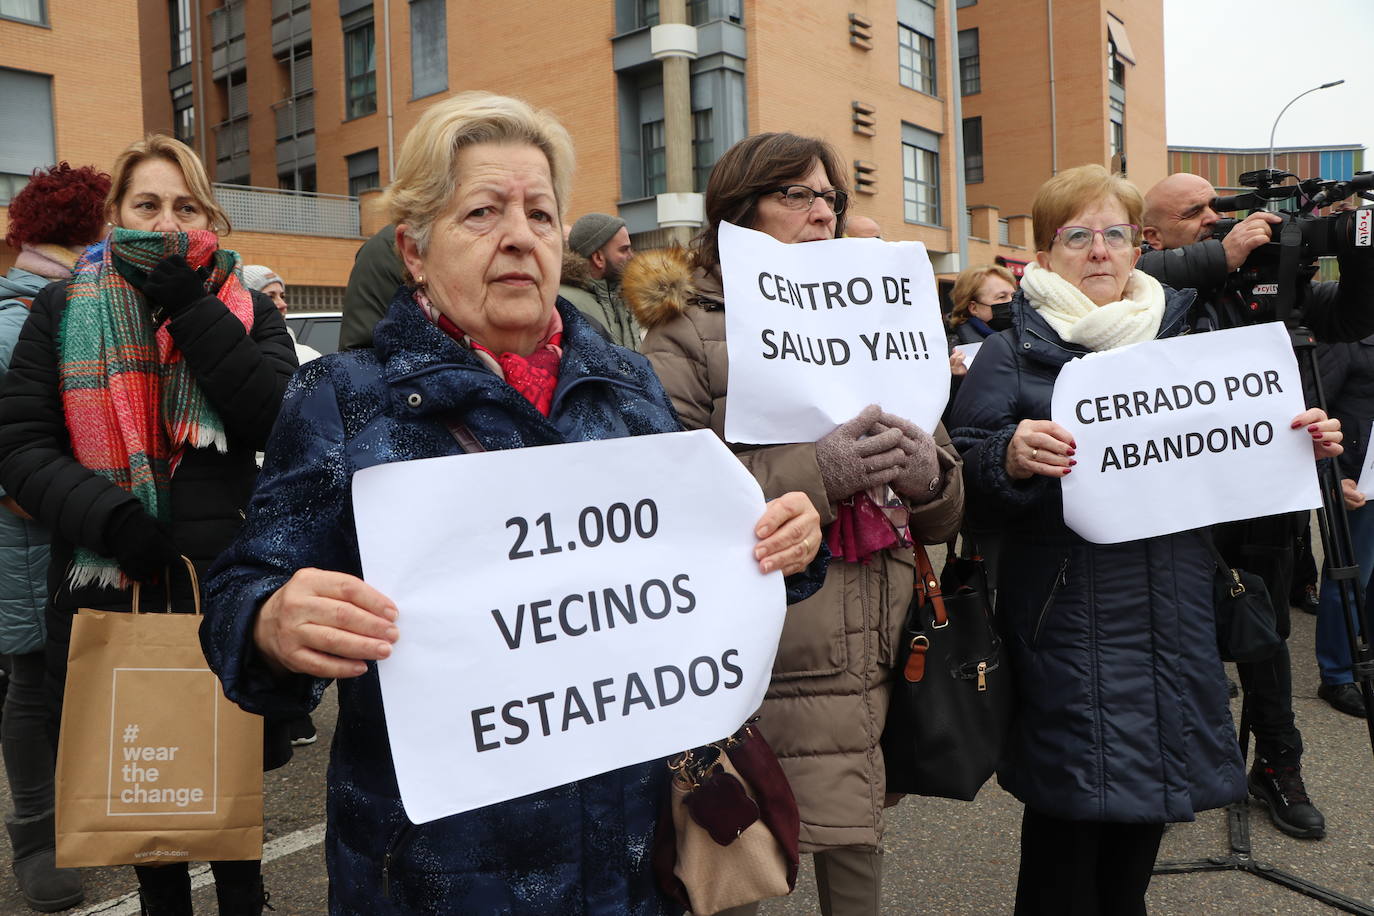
[
  {"left": 203, "top": 295, "right": 691, "bottom": 915},
  {"left": 948, "top": 287, "right": 1245, "bottom": 824}
]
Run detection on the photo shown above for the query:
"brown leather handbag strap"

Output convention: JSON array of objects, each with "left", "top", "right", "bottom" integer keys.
[{"left": 913, "top": 543, "right": 948, "bottom": 627}]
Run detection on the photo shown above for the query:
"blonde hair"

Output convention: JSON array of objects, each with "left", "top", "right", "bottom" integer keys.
[
  {"left": 106, "top": 135, "right": 230, "bottom": 234},
  {"left": 948, "top": 264, "right": 1016, "bottom": 327},
  {"left": 385, "top": 91, "right": 575, "bottom": 254},
  {"left": 1031, "top": 164, "right": 1143, "bottom": 252}
]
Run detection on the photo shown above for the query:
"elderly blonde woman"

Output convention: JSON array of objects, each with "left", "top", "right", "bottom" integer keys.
[
  {"left": 948, "top": 164, "right": 1342, "bottom": 915},
  {"left": 201, "top": 93, "right": 823, "bottom": 915}
]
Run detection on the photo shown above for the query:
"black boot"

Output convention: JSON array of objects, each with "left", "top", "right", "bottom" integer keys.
[
  {"left": 136, "top": 864, "right": 192, "bottom": 916},
  {"left": 6, "top": 810, "right": 83, "bottom": 912},
  {"left": 213, "top": 868, "right": 272, "bottom": 916},
  {"left": 1248, "top": 757, "right": 1326, "bottom": 839}
]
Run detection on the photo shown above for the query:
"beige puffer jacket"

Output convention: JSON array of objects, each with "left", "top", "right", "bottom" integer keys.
[{"left": 625, "top": 248, "right": 964, "bottom": 852}]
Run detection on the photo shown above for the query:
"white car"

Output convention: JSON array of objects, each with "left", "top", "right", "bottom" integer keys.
[{"left": 283, "top": 310, "right": 342, "bottom": 356}]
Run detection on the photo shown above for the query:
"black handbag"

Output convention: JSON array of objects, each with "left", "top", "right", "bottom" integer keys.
[
  {"left": 881, "top": 545, "right": 1012, "bottom": 801},
  {"left": 1207, "top": 537, "right": 1282, "bottom": 663}
]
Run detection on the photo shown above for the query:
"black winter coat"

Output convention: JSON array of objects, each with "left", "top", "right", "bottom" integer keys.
[
  {"left": 949, "top": 287, "right": 1246, "bottom": 823},
  {"left": 1317, "top": 334, "right": 1374, "bottom": 480},
  {"left": 0, "top": 278, "right": 297, "bottom": 714},
  {"left": 1137, "top": 238, "right": 1374, "bottom": 342}
]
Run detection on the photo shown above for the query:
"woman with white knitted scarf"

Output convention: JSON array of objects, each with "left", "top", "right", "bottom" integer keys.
[{"left": 949, "top": 164, "right": 1342, "bottom": 916}]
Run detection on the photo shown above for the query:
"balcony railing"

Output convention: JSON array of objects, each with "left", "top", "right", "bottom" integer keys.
[{"left": 214, "top": 184, "right": 361, "bottom": 239}]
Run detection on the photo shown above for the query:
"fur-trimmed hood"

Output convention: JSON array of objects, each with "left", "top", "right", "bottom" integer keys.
[
  {"left": 621, "top": 246, "right": 722, "bottom": 330},
  {"left": 559, "top": 247, "right": 596, "bottom": 290}
]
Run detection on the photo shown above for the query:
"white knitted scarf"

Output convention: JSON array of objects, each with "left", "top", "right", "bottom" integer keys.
[{"left": 1021, "top": 260, "right": 1166, "bottom": 352}]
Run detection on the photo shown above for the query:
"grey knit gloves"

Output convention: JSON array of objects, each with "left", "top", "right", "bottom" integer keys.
[
  {"left": 872, "top": 410, "right": 943, "bottom": 505},
  {"left": 814, "top": 404, "right": 943, "bottom": 505}
]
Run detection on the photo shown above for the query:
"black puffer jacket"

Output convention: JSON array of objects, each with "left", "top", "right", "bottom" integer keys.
[
  {"left": 949, "top": 286, "right": 1245, "bottom": 823},
  {"left": 0, "top": 279, "right": 296, "bottom": 710},
  {"left": 1317, "top": 334, "right": 1374, "bottom": 480}
]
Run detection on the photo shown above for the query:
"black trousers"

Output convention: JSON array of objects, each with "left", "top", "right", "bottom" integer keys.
[
  {"left": 1014, "top": 808, "right": 1165, "bottom": 916},
  {"left": 1214, "top": 513, "right": 1304, "bottom": 766}
]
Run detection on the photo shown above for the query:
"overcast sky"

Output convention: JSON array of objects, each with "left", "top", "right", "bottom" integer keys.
[{"left": 1163, "top": 0, "right": 1373, "bottom": 160}]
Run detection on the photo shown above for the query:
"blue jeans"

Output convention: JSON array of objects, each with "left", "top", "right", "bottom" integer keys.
[{"left": 1316, "top": 503, "right": 1374, "bottom": 685}]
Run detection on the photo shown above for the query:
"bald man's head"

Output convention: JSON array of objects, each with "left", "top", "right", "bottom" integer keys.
[
  {"left": 845, "top": 215, "right": 882, "bottom": 238},
  {"left": 1142, "top": 173, "right": 1220, "bottom": 250}
]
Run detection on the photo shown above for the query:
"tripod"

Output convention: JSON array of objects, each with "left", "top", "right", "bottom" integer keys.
[{"left": 1154, "top": 323, "right": 1374, "bottom": 914}]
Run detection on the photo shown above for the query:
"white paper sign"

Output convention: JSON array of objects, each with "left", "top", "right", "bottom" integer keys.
[
  {"left": 1356, "top": 421, "right": 1374, "bottom": 497},
  {"left": 954, "top": 342, "right": 983, "bottom": 367},
  {"left": 719, "top": 221, "right": 950, "bottom": 443},
  {"left": 1053, "top": 322, "right": 1320, "bottom": 544},
  {"left": 351, "top": 430, "right": 785, "bottom": 823}
]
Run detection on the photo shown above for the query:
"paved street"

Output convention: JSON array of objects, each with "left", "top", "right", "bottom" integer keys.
[{"left": 3, "top": 545, "right": 1373, "bottom": 914}]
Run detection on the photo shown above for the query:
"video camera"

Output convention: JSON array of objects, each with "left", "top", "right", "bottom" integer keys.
[{"left": 1209, "top": 168, "right": 1374, "bottom": 323}]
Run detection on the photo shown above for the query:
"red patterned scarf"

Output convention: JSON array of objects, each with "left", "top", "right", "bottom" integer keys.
[
  {"left": 59, "top": 228, "right": 253, "bottom": 588},
  {"left": 415, "top": 290, "right": 563, "bottom": 415}
]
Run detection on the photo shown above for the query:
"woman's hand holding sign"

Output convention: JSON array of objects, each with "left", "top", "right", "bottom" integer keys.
[
  {"left": 1291, "top": 407, "right": 1342, "bottom": 459},
  {"left": 754, "top": 491, "right": 822, "bottom": 576},
  {"left": 254, "top": 569, "right": 399, "bottom": 679},
  {"left": 1006, "top": 419, "right": 1076, "bottom": 480}
]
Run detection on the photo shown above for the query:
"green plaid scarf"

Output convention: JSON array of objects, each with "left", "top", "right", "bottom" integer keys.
[{"left": 59, "top": 228, "right": 253, "bottom": 589}]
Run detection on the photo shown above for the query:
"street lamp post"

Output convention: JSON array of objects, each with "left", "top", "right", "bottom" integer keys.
[{"left": 1268, "top": 80, "right": 1345, "bottom": 171}]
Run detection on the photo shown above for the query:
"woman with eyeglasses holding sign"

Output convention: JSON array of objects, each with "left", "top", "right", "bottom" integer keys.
[
  {"left": 625, "top": 132, "right": 964, "bottom": 916},
  {"left": 948, "top": 164, "right": 1342, "bottom": 915}
]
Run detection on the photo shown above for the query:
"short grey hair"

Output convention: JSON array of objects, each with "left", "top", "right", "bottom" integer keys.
[{"left": 384, "top": 91, "right": 575, "bottom": 254}]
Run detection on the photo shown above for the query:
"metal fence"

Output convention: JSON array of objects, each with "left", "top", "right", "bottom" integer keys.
[{"left": 214, "top": 184, "right": 361, "bottom": 238}]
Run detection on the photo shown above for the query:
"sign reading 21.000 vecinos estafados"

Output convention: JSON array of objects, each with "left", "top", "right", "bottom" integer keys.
[{"left": 351, "top": 429, "right": 786, "bottom": 823}]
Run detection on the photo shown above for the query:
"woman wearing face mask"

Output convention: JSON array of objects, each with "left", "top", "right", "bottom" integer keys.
[
  {"left": 946, "top": 264, "right": 1016, "bottom": 378},
  {"left": 0, "top": 135, "right": 297, "bottom": 916}
]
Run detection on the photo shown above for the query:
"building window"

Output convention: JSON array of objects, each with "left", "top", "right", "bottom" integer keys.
[
  {"left": 344, "top": 20, "right": 377, "bottom": 119},
  {"left": 347, "top": 148, "right": 380, "bottom": 198},
  {"left": 637, "top": 0, "right": 659, "bottom": 27},
  {"left": 279, "top": 166, "right": 317, "bottom": 193},
  {"left": 963, "top": 117, "right": 983, "bottom": 184},
  {"left": 1110, "top": 94, "right": 1125, "bottom": 161},
  {"left": 898, "top": 23, "right": 936, "bottom": 96},
  {"left": 958, "top": 29, "right": 980, "bottom": 96},
  {"left": 902, "top": 124, "right": 941, "bottom": 226},
  {"left": 693, "top": 109, "right": 715, "bottom": 193},
  {"left": 410, "top": 0, "right": 447, "bottom": 99},
  {"left": 169, "top": 0, "right": 192, "bottom": 66},
  {"left": 642, "top": 120, "right": 666, "bottom": 198},
  {"left": 0, "top": 0, "right": 44, "bottom": 24},
  {"left": 172, "top": 83, "right": 196, "bottom": 147},
  {"left": 0, "top": 68, "right": 54, "bottom": 205},
  {"left": 1108, "top": 38, "right": 1126, "bottom": 87}
]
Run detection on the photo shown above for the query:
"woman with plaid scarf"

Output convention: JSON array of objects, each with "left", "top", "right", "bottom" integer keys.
[{"left": 0, "top": 136, "right": 298, "bottom": 915}]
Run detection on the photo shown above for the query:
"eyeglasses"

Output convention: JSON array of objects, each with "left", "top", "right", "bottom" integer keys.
[
  {"left": 762, "top": 185, "right": 849, "bottom": 215},
  {"left": 1053, "top": 224, "right": 1139, "bottom": 250}
]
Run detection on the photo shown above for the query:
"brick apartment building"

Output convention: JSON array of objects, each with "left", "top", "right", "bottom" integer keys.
[
  {"left": 0, "top": 1, "right": 144, "bottom": 268},
  {"left": 3, "top": 0, "right": 1165, "bottom": 303}
]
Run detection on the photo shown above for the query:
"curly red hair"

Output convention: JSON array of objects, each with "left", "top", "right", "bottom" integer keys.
[{"left": 5, "top": 162, "right": 111, "bottom": 250}]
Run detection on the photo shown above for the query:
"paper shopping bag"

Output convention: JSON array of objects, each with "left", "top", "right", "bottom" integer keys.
[{"left": 55, "top": 569, "right": 263, "bottom": 866}]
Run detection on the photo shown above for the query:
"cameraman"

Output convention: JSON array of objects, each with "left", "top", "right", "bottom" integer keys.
[
  {"left": 1140, "top": 173, "right": 1374, "bottom": 338},
  {"left": 1139, "top": 172, "right": 1374, "bottom": 843}
]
